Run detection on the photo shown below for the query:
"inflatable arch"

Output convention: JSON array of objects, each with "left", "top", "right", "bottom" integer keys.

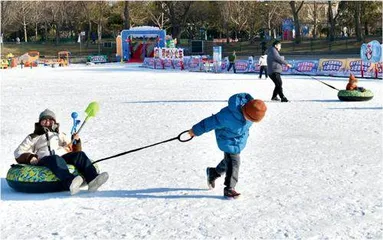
[{"left": 121, "top": 26, "right": 166, "bottom": 62}]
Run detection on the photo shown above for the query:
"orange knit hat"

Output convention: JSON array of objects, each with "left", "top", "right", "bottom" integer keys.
[
  {"left": 242, "top": 99, "right": 267, "bottom": 122},
  {"left": 349, "top": 74, "right": 358, "bottom": 83}
]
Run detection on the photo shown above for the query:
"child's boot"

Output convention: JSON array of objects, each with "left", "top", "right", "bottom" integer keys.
[
  {"left": 224, "top": 187, "right": 241, "bottom": 199},
  {"left": 88, "top": 172, "right": 109, "bottom": 192},
  {"left": 70, "top": 176, "right": 84, "bottom": 195},
  {"left": 206, "top": 167, "right": 220, "bottom": 189}
]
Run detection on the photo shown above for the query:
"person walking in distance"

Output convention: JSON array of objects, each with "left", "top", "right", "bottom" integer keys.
[
  {"left": 258, "top": 51, "right": 268, "bottom": 79},
  {"left": 227, "top": 51, "right": 237, "bottom": 73}
]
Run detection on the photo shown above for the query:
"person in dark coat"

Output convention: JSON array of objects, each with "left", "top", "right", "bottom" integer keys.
[
  {"left": 227, "top": 51, "right": 237, "bottom": 73},
  {"left": 267, "top": 40, "right": 292, "bottom": 102}
]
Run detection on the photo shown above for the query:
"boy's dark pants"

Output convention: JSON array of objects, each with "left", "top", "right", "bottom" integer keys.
[
  {"left": 38, "top": 151, "right": 98, "bottom": 189},
  {"left": 269, "top": 72, "right": 286, "bottom": 99},
  {"left": 227, "top": 63, "right": 236, "bottom": 73},
  {"left": 215, "top": 153, "right": 241, "bottom": 189},
  {"left": 259, "top": 66, "right": 267, "bottom": 78}
]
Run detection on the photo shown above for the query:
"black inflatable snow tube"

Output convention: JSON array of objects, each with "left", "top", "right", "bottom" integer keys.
[{"left": 6, "top": 164, "right": 80, "bottom": 193}]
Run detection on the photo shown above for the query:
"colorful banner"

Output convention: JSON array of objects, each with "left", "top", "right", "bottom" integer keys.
[
  {"left": 291, "top": 60, "right": 318, "bottom": 75},
  {"left": 375, "top": 62, "right": 383, "bottom": 78},
  {"left": 360, "top": 40, "right": 382, "bottom": 63},
  {"left": 234, "top": 60, "right": 249, "bottom": 73},
  {"left": 141, "top": 57, "right": 382, "bottom": 79},
  {"left": 88, "top": 55, "right": 108, "bottom": 63},
  {"left": 317, "top": 59, "right": 347, "bottom": 76},
  {"left": 188, "top": 56, "right": 203, "bottom": 71},
  {"left": 345, "top": 58, "right": 372, "bottom": 77}
]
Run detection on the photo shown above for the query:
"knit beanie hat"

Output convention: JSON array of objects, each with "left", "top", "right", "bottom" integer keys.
[
  {"left": 39, "top": 109, "right": 56, "bottom": 121},
  {"left": 349, "top": 74, "right": 358, "bottom": 83},
  {"left": 242, "top": 99, "right": 267, "bottom": 122},
  {"left": 273, "top": 40, "right": 281, "bottom": 46}
]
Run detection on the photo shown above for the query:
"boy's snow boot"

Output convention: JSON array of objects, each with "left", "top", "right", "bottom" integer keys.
[
  {"left": 224, "top": 187, "right": 241, "bottom": 199},
  {"left": 271, "top": 97, "right": 281, "bottom": 101},
  {"left": 70, "top": 175, "right": 84, "bottom": 195},
  {"left": 281, "top": 97, "right": 289, "bottom": 102},
  {"left": 88, "top": 172, "right": 109, "bottom": 192},
  {"left": 206, "top": 167, "right": 220, "bottom": 189}
]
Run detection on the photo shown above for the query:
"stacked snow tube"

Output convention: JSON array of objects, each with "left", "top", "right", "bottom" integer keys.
[
  {"left": 6, "top": 164, "right": 80, "bottom": 193},
  {"left": 337, "top": 89, "right": 374, "bottom": 101}
]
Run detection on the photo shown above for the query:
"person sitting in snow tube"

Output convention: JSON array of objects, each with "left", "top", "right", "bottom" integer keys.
[
  {"left": 338, "top": 74, "right": 373, "bottom": 101},
  {"left": 346, "top": 74, "right": 365, "bottom": 92},
  {"left": 8, "top": 109, "right": 109, "bottom": 195}
]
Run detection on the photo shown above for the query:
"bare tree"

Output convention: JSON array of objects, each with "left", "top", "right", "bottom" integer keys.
[
  {"left": 159, "top": 1, "right": 194, "bottom": 39},
  {"left": 218, "top": 2, "right": 232, "bottom": 43},
  {"left": 91, "top": 2, "right": 110, "bottom": 53},
  {"left": 327, "top": 1, "right": 345, "bottom": 41},
  {"left": 1, "top": 1, "right": 18, "bottom": 40},
  {"left": 12, "top": 1, "right": 33, "bottom": 42},
  {"left": 354, "top": 1, "right": 362, "bottom": 41},
  {"left": 148, "top": 2, "right": 168, "bottom": 29},
  {"left": 29, "top": 1, "right": 45, "bottom": 42},
  {"left": 289, "top": 1, "right": 304, "bottom": 43},
  {"left": 123, "top": 0, "right": 130, "bottom": 29},
  {"left": 229, "top": 1, "right": 248, "bottom": 41}
]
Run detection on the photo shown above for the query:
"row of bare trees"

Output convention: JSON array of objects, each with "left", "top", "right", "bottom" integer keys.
[{"left": 1, "top": 1, "right": 381, "bottom": 45}]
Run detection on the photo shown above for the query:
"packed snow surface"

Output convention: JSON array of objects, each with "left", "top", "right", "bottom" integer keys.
[{"left": 1, "top": 63, "right": 382, "bottom": 239}]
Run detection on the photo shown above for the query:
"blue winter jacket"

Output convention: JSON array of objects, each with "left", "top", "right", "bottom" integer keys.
[{"left": 192, "top": 93, "right": 254, "bottom": 154}]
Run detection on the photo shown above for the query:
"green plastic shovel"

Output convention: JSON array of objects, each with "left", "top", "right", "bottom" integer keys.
[{"left": 75, "top": 101, "right": 100, "bottom": 135}]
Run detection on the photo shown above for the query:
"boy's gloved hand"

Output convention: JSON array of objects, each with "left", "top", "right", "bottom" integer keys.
[
  {"left": 188, "top": 129, "right": 195, "bottom": 137},
  {"left": 71, "top": 133, "right": 80, "bottom": 141},
  {"left": 30, "top": 156, "right": 39, "bottom": 165}
]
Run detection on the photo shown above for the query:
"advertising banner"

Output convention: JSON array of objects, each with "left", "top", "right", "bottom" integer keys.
[
  {"left": 235, "top": 60, "right": 250, "bottom": 73},
  {"left": 88, "top": 55, "right": 108, "bottom": 63},
  {"left": 345, "top": 59, "right": 372, "bottom": 77},
  {"left": 188, "top": 56, "right": 203, "bottom": 71},
  {"left": 291, "top": 60, "right": 319, "bottom": 75},
  {"left": 317, "top": 59, "right": 347, "bottom": 76},
  {"left": 142, "top": 58, "right": 155, "bottom": 68}
]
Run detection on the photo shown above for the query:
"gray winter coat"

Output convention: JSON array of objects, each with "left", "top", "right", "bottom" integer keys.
[{"left": 267, "top": 46, "right": 289, "bottom": 74}]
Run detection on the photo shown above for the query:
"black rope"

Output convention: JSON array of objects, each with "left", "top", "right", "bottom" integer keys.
[
  {"left": 92, "top": 130, "right": 193, "bottom": 164},
  {"left": 294, "top": 68, "right": 340, "bottom": 91}
]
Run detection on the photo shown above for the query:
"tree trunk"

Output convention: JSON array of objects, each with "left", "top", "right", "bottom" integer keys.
[
  {"left": 289, "top": 1, "right": 303, "bottom": 43},
  {"left": 226, "top": 22, "right": 230, "bottom": 43},
  {"left": 364, "top": 21, "right": 369, "bottom": 36},
  {"left": 87, "top": 20, "right": 92, "bottom": 47},
  {"left": 97, "top": 23, "right": 102, "bottom": 54},
  {"left": 55, "top": 23, "right": 60, "bottom": 45},
  {"left": 23, "top": 15, "right": 28, "bottom": 42},
  {"left": 355, "top": 2, "right": 362, "bottom": 41},
  {"left": 328, "top": 1, "right": 336, "bottom": 41},
  {"left": 313, "top": 2, "right": 317, "bottom": 39},
  {"left": 35, "top": 23, "right": 38, "bottom": 42},
  {"left": 44, "top": 21, "right": 48, "bottom": 42},
  {"left": 124, "top": 1, "right": 130, "bottom": 29}
]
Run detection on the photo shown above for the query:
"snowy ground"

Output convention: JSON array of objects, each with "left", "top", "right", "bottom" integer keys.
[{"left": 1, "top": 63, "right": 382, "bottom": 239}]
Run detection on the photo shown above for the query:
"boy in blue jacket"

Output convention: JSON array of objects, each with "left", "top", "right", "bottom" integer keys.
[{"left": 188, "top": 93, "right": 267, "bottom": 199}]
